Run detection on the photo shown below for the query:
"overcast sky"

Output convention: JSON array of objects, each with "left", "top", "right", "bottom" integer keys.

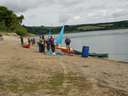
[{"left": 0, "top": 0, "right": 128, "bottom": 26}]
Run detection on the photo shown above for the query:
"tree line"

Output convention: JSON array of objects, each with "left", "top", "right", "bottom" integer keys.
[{"left": 25, "top": 20, "right": 128, "bottom": 35}]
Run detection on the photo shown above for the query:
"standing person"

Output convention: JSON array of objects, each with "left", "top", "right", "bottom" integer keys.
[
  {"left": 41, "top": 35, "right": 46, "bottom": 53},
  {"left": 28, "top": 37, "right": 31, "bottom": 45},
  {"left": 65, "top": 37, "right": 71, "bottom": 54},
  {"left": 32, "top": 38, "right": 36, "bottom": 45},
  {"left": 38, "top": 36, "right": 43, "bottom": 53},
  {"left": 46, "top": 37, "right": 51, "bottom": 55},
  {"left": 0, "top": 34, "right": 3, "bottom": 41},
  {"left": 38, "top": 36, "right": 45, "bottom": 53},
  {"left": 20, "top": 36, "right": 24, "bottom": 46},
  {"left": 50, "top": 36, "right": 56, "bottom": 55}
]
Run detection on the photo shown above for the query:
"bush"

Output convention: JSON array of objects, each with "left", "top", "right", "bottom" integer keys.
[{"left": 16, "top": 26, "right": 27, "bottom": 36}]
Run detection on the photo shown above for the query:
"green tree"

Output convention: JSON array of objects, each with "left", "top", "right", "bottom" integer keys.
[
  {"left": 16, "top": 26, "right": 27, "bottom": 36},
  {"left": 0, "top": 5, "right": 27, "bottom": 35},
  {"left": 18, "top": 15, "right": 24, "bottom": 24}
]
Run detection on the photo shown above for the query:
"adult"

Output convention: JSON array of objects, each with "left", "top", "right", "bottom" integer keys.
[
  {"left": 65, "top": 37, "right": 71, "bottom": 53},
  {"left": 32, "top": 38, "right": 36, "bottom": 45},
  {"left": 46, "top": 37, "right": 51, "bottom": 55},
  {"left": 38, "top": 36, "right": 45, "bottom": 53},
  {"left": 0, "top": 34, "right": 3, "bottom": 41},
  {"left": 50, "top": 36, "right": 56, "bottom": 55},
  {"left": 20, "top": 36, "right": 24, "bottom": 46},
  {"left": 28, "top": 37, "right": 31, "bottom": 45},
  {"left": 41, "top": 35, "right": 46, "bottom": 53}
]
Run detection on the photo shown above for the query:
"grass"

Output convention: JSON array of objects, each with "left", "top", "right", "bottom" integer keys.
[
  {"left": 0, "top": 72, "right": 91, "bottom": 95},
  {"left": 1, "top": 72, "right": 127, "bottom": 96},
  {"left": 48, "top": 73, "right": 64, "bottom": 88},
  {"left": 0, "top": 73, "right": 65, "bottom": 94},
  {"left": 0, "top": 77, "right": 44, "bottom": 93}
]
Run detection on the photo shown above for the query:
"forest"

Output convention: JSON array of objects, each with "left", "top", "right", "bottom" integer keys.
[
  {"left": 0, "top": 6, "right": 27, "bottom": 36},
  {"left": 25, "top": 20, "right": 128, "bottom": 35}
]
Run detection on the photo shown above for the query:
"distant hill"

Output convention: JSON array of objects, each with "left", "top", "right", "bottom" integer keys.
[{"left": 25, "top": 20, "right": 128, "bottom": 35}]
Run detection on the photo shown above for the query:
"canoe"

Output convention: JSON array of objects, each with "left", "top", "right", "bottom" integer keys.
[{"left": 89, "top": 53, "right": 108, "bottom": 58}]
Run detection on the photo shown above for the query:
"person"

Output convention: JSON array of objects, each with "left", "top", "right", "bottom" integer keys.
[
  {"left": 38, "top": 36, "right": 45, "bottom": 53},
  {"left": 20, "top": 36, "right": 24, "bottom": 46},
  {"left": 41, "top": 35, "right": 46, "bottom": 53},
  {"left": 46, "top": 37, "right": 51, "bottom": 55},
  {"left": 65, "top": 37, "right": 71, "bottom": 53},
  {"left": 32, "top": 37, "right": 36, "bottom": 45},
  {"left": 38, "top": 36, "right": 42, "bottom": 52},
  {"left": 50, "top": 36, "right": 56, "bottom": 55},
  {"left": 0, "top": 34, "right": 3, "bottom": 41},
  {"left": 28, "top": 37, "right": 31, "bottom": 45}
]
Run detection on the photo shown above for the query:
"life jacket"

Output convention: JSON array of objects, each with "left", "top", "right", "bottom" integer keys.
[{"left": 50, "top": 38, "right": 54, "bottom": 45}]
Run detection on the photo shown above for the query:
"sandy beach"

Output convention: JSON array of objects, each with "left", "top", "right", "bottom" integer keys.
[{"left": 0, "top": 35, "right": 128, "bottom": 96}]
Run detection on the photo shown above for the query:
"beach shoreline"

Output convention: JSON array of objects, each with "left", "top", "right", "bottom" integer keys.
[{"left": 0, "top": 35, "right": 128, "bottom": 96}]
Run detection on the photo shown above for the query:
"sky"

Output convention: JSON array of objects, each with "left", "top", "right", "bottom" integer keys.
[{"left": 0, "top": 0, "right": 128, "bottom": 26}]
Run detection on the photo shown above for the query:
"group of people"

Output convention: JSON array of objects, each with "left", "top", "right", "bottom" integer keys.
[
  {"left": 20, "top": 34, "right": 71, "bottom": 56},
  {"left": 38, "top": 35, "right": 56, "bottom": 55},
  {"left": 20, "top": 36, "right": 36, "bottom": 46},
  {"left": 28, "top": 37, "right": 36, "bottom": 45},
  {"left": 37, "top": 35, "right": 71, "bottom": 55}
]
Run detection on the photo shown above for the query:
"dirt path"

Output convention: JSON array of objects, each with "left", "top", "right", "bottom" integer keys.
[{"left": 0, "top": 36, "right": 128, "bottom": 96}]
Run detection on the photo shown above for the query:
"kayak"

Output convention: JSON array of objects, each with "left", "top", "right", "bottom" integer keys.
[
  {"left": 56, "top": 46, "right": 73, "bottom": 53},
  {"left": 22, "top": 44, "right": 30, "bottom": 48}
]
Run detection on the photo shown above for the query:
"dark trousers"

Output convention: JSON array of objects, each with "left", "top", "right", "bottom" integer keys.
[
  {"left": 51, "top": 44, "right": 55, "bottom": 52},
  {"left": 38, "top": 43, "right": 45, "bottom": 53}
]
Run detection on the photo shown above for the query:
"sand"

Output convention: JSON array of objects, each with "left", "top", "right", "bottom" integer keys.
[{"left": 0, "top": 35, "right": 128, "bottom": 96}]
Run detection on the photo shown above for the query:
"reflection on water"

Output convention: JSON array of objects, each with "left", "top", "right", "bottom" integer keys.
[{"left": 64, "top": 29, "right": 128, "bottom": 62}]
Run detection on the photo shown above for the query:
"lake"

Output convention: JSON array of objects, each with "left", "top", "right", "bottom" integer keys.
[{"left": 64, "top": 29, "right": 128, "bottom": 62}]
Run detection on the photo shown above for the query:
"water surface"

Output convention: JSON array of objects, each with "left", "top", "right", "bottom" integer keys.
[{"left": 64, "top": 29, "right": 128, "bottom": 62}]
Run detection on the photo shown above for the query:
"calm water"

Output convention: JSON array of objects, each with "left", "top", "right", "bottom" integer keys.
[{"left": 64, "top": 29, "right": 128, "bottom": 62}]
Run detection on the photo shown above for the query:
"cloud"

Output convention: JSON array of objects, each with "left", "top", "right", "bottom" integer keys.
[
  {"left": 59, "top": 14, "right": 71, "bottom": 24},
  {"left": 1, "top": 0, "right": 128, "bottom": 26},
  {"left": 0, "top": 0, "right": 55, "bottom": 12},
  {"left": 73, "top": 16, "right": 81, "bottom": 20}
]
